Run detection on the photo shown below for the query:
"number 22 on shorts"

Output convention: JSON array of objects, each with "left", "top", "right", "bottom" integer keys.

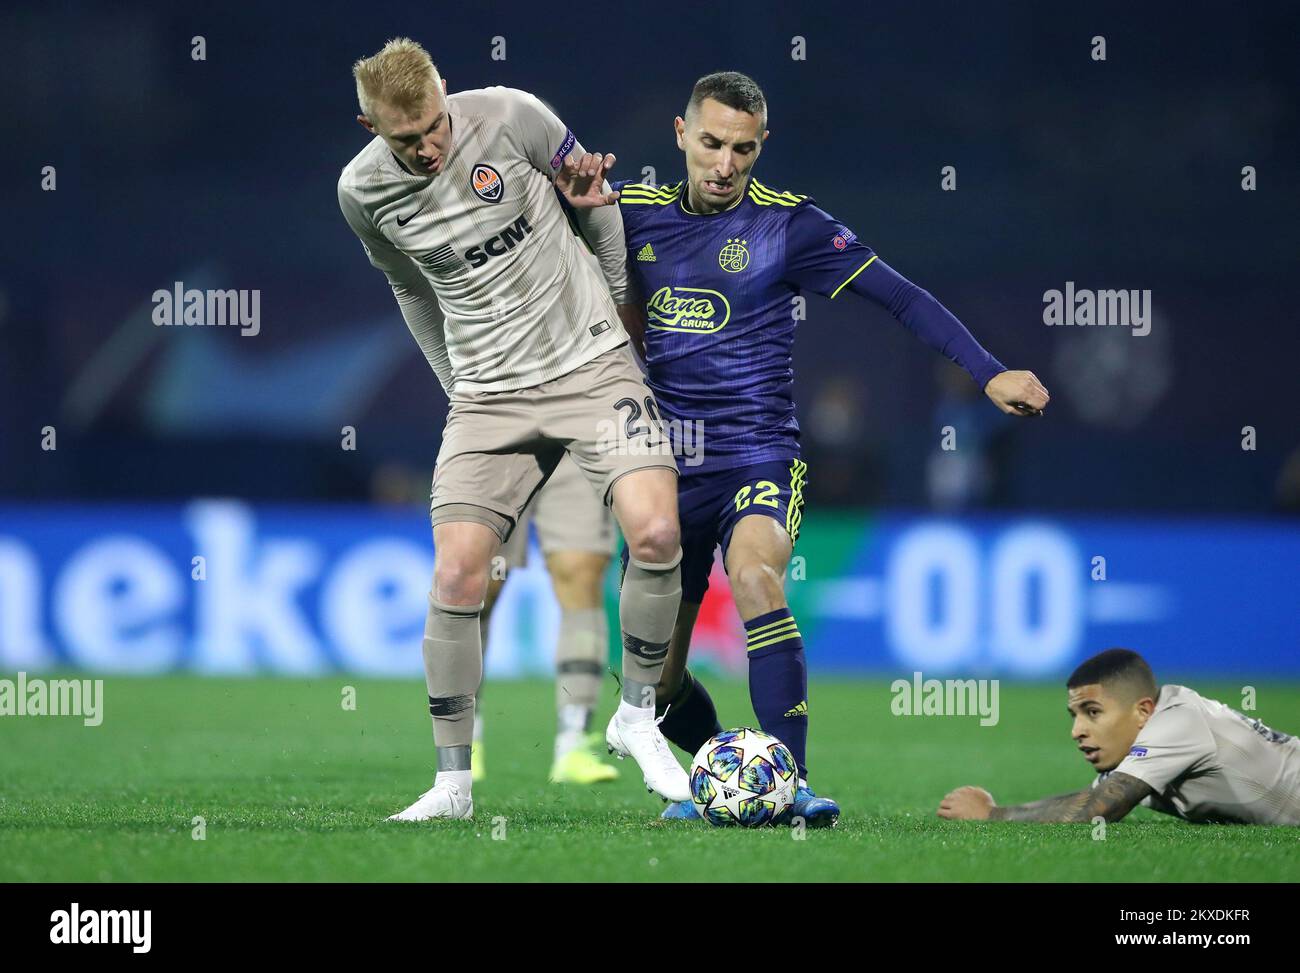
[{"left": 734, "top": 480, "right": 779, "bottom": 512}]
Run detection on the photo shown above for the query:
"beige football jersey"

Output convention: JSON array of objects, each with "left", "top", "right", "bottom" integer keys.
[
  {"left": 1098, "top": 684, "right": 1300, "bottom": 825},
  {"left": 338, "top": 86, "right": 631, "bottom": 393}
]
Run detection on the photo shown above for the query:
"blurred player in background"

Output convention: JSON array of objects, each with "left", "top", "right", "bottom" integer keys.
[
  {"left": 339, "top": 38, "right": 691, "bottom": 821},
  {"left": 476, "top": 455, "right": 620, "bottom": 785},
  {"left": 939, "top": 648, "right": 1300, "bottom": 824},
  {"left": 558, "top": 71, "right": 1049, "bottom": 827}
]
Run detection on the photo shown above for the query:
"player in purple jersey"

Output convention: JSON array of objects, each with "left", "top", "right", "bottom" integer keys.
[{"left": 557, "top": 72, "right": 1049, "bottom": 827}]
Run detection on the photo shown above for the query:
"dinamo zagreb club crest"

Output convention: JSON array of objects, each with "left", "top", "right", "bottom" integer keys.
[{"left": 718, "top": 238, "right": 750, "bottom": 273}]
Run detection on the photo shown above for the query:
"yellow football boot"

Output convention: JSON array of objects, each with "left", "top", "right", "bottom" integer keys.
[{"left": 549, "top": 733, "right": 620, "bottom": 784}]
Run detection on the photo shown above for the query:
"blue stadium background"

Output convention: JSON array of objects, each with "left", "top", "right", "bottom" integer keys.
[{"left": 1, "top": 1, "right": 1297, "bottom": 679}]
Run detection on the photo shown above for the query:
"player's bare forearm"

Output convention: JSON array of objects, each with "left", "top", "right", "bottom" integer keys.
[{"left": 989, "top": 773, "right": 1152, "bottom": 823}]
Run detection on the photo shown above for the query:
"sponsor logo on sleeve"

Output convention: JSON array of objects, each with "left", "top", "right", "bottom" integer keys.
[
  {"left": 1128, "top": 746, "right": 1149, "bottom": 757},
  {"left": 550, "top": 129, "right": 577, "bottom": 170},
  {"left": 832, "top": 227, "right": 857, "bottom": 251}
]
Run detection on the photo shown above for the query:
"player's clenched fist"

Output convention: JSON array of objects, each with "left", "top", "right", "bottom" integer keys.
[
  {"left": 984, "top": 369, "right": 1050, "bottom": 417},
  {"left": 938, "top": 785, "right": 996, "bottom": 820},
  {"left": 554, "top": 152, "right": 620, "bottom": 208}
]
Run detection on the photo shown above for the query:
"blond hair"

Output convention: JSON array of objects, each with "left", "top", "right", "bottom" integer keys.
[{"left": 352, "top": 37, "right": 441, "bottom": 120}]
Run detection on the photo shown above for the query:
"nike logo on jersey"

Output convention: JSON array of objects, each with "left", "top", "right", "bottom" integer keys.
[{"left": 396, "top": 206, "right": 424, "bottom": 227}]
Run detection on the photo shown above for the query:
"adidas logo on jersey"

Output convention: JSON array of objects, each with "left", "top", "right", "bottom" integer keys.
[{"left": 636, "top": 243, "right": 657, "bottom": 262}]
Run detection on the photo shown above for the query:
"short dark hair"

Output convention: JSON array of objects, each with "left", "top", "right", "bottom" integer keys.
[
  {"left": 1067, "top": 648, "right": 1158, "bottom": 701},
  {"left": 686, "top": 71, "right": 767, "bottom": 125}
]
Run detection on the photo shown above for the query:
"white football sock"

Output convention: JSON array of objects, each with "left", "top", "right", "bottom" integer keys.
[
  {"left": 555, "top": 704, "right": 590, "bottom": 760},
  {"left": 617, "top": 697, "right": 653, "bottom": 723}
]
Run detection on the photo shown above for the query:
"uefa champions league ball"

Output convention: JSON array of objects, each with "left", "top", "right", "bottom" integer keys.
[{"left": 690, "top": 728, "right": 798, "bottom": 827}]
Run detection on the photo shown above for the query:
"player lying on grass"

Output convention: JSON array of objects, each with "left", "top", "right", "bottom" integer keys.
[
  {"left": 557, "top": 71, "right": 1049, "bottom": 828},
  {"left": 476, "top": 455, "right": 621, "bottom": 785},
  {"left": 938, "top": 647, "right": 1300, "bottom": 824},
  {"left": 339, "top": 38, "right": 692, "bottom": 821}
]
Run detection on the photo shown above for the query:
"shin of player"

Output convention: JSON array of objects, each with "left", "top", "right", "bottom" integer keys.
[
  {"left": 391, "top": 518, "right": 496, "bottom": 821},
  {"left": 649, "top": 512, "right": 811, "bottom": 774},
  {"left": 652, "top": 459, "right": 836, "bottom": 826},
  {"left": 614, "top": 471, "right": 681, "bottom": 710},
  {"left": 548, "top": 552, "right": 613, "bottom": 772},
  {"left": 727, "top": 515, "right": 809, "bottom": 780},
  {"left": 604, "top": 467, "right": 689, "bottom": 795}
]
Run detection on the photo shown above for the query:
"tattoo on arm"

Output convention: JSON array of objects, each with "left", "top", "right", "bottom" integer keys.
[{"left": 988, "top": 772, "right": 1153, "bottom": 823}]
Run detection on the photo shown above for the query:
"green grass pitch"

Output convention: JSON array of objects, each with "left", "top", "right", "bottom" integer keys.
[{"left": 2, "top": 676, "right": 1297, "bottom": 882}]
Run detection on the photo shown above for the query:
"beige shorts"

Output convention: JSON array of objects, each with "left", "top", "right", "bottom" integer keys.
[
  {"left": 497, "top": 454, "right": 616, "bottom": 568},
  {"left": 430, "top": 344, "right": 676, "bottom": 541}
]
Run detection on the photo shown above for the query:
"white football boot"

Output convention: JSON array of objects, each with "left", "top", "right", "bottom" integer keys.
[
  {"left": 605, "top": 707, "right": 691, "bottom": 802},
  {"left": 386, "top": 776, "right": 474, "bottom": 822}
]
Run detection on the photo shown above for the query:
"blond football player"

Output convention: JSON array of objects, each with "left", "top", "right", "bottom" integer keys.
[{"left": 338, "top": 38, "right": 689, "bottom": 820}]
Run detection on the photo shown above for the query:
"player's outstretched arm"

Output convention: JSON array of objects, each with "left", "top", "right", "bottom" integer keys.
[
  {"left": 937, "top": 773, "right": 1153, "bottom": 823},
  {"left": 781, "top": 202, "right": 1051, "bottom": 416},
  {"left": 851, "top": 265, "right": 1050, "bottom": 419}
]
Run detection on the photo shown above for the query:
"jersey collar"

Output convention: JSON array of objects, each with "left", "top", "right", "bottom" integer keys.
[{"left": 679, "top": 178, "right": 747, "bottom": 217}]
